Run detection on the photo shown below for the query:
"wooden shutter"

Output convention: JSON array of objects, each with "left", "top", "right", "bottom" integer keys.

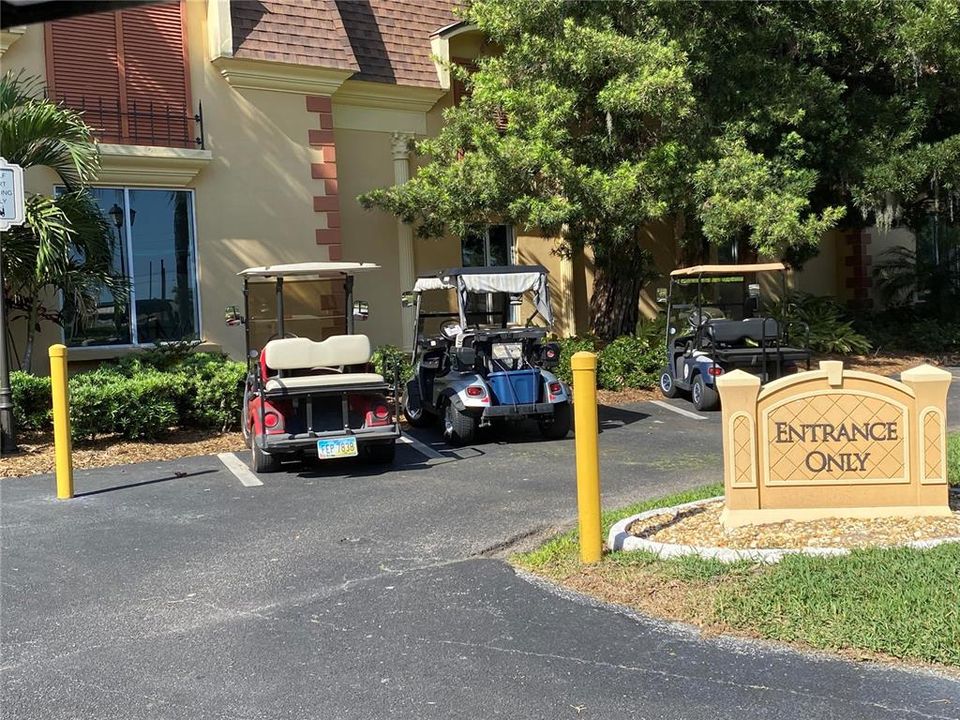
[
  {"left": 121, "top": 1, "right": 192, "bottom": 147},
  {"left": 46, "top": 1, "right": 192, "bottom": 148},
  {"left": 46, "top": 13, "right": 123, "bottom": 142}
]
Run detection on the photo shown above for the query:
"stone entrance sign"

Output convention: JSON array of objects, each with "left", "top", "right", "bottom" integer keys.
[{"left": 716, "top": 361, "right": 952, "bottom": 528}]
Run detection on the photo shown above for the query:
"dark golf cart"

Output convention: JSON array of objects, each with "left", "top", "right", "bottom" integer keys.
[
  {"left": 401, "top": 265, "right": 570, "bottom": 445},
  {"left": 227, "top": 262, "right": 400, "bottom": 473},
  {"left": 659, "top": 262, "right": 811, "bottom": 411}
]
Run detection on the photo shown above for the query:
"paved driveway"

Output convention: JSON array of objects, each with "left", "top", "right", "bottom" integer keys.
[{"left": 2, "top": 400, "right": 958, "bottom": 719}]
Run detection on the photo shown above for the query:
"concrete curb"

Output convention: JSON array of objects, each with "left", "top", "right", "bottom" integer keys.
[{"left": 607, "top": 496, "right": 960, "bottom": 565}]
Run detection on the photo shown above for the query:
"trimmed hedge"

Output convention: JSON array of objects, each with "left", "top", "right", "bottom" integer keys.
[
  {"left": 10, "top": 371, "right": 52, "bottom": 431},
  {"left": 10, "top": 352, "right": 247, "bottom": 441},
  {"left": 553, "top": 334, "right": 661, "bottom": 391}
]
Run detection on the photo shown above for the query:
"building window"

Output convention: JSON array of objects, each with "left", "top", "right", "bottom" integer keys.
[
  {"left": 461, "top": 224, "right": 515, "bottom": 322},
  {"left": 63, "top": 187, "right": 200, "bottom": 347}
]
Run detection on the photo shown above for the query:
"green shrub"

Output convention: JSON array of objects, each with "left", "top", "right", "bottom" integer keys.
[
  {"left": 855, "top": 309, "right": 960, "bottom": 354},
  {"left": 371, "top": 344, "right": 413, "bottom": 383},
  {"left": 553, "top": 336, "right": 598, "bottom": 385},
  {"left": 769, "top": 292, "right": 871, "bottom": 354},
  {"left": 10, "top": 371, "right": 52, "bottom": 431},
  {"left": 69, "top": 368, "right": 182, "bottom": 441},
  {"left": 597, "top": 335, "right": 660, "bottom": 390},
  {"left": 183, "top": 355, "right": 247, "bottom": 431}
]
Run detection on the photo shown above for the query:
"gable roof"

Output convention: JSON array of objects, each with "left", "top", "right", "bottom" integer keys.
[
  {"left": 335, "top": 0, "right": 457, "bottom": 87},
  {"left": 231, "top": 0, "right": 359, "bottom": 71},
  {"left": 230, "top": 0, "right": 458, "bottom": 88}
]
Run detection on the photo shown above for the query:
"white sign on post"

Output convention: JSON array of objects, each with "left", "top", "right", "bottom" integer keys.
[{"left": 0, "top": 157, "right": 26, "bottom": 231}]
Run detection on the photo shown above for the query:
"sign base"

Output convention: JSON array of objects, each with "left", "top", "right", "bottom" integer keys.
[{"left": 720, "top": 503, "right": 954, "bottom": 530}]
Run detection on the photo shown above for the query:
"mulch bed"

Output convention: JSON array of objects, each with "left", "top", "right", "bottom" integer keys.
[
  {"left": 627, "top": 495, "right": 960, "bottom": 551},
  {"left": 0, "top": 429, "right": 245, "bottom": 479}
]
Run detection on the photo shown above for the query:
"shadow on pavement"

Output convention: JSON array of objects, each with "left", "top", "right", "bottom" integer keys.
[{"left": 75, "top": 468, "right": 221, "bottom": 497}]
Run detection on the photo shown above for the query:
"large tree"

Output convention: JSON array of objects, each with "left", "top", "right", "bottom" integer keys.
[
  {"left": 362, "top": 0, "right": 960, "bottom": 339},
  {"left": 0, "top": 73, "right": 122, "bottom": 371}
]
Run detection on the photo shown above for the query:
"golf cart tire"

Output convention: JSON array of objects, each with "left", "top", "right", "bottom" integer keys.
[
  {"left": 242, "top": 384, "right": 253, "bottom": 448},
  {"left": 361, "top": 442, "right": 396, "bottom": 464},
  {"left": 403, "top": 384, "right": 434, "bottom": 429},
  {"left": 659, "top": 367, "right": 681, "bottom": 399},
  {"left": 692, "top": 374, "right": 719, "bottom": 412},
  {"left": 443, "top": 402, "right": 477, "bottom": 446},
  {"left": 539, "top": 401, "right": 572, "bottom": 439},
  {"left": 251, "top": 442, "right": 281, "bottom": 473}
]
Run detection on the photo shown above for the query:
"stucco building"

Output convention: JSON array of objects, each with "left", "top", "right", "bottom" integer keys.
[{"left": 1, "top": 0, "right": 922, "bottom": 374}]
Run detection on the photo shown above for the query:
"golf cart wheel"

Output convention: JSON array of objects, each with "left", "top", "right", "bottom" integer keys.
[
  {"left": 241, "top": 384, "right": 253, "bottom": 448},
  {"left": 402, "top": 387, "right": 434, "bottom": 428},
  {"left": 443, "top": 402, "right": 477, "bottom": 446},
  {"left": 691, "top": 374, "right": 719, "bottom": 412},
  {"left": 659, "top": 367, "right": 681, "bottom": 399},
  {"left": 251, "top": 441, "right": 281, "bottom": 473},
  {"left": 539, "top": 401, "right": 572, "bottom": 440},
  {"left": 361, "top": 442, "right": 396, "bottom": 464}
]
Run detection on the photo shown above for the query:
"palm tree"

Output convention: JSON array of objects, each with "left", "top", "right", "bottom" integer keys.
[{"left": 0, "top": 72, "right": 124, "bottom": 371}]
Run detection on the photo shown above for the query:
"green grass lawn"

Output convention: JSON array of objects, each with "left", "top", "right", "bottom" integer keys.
[{"left": 514, "top": 477, "right": 960, "bottom": 667}]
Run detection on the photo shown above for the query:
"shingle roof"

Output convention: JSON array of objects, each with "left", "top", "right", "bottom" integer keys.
[
  {"left": 335, "top": 0, "right": 457, "bottom": 87},
  {"left": 231, "top": 0, "right": 360, "bottom": 71}
]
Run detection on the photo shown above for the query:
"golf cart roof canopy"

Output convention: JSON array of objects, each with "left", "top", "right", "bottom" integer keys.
[
  {"left": 238, "top": 262, "right": 380, "bottom": 279},
  {"left": 670, "top": 262, "right": 786, "bottom": 277},
  {"left": 413, "top": 265, "right": 553, "bottom": 326}
]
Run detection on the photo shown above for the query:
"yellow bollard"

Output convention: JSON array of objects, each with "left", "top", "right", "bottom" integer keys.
[
  {"left": 571, "top": 351, "right": 602, "bottom": 563},
  {"left": 49, "top": 344, "right": 73, "bottom": 499}
]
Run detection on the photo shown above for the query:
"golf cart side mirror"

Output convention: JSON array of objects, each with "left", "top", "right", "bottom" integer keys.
[
  {"left": 225, "top": 305, "right": 244, "bottom": 326},
  {"left": 401, "top": 291, "right": 416, "bottom": 308},
  {"left": 352, "top": 300, "right": 369, "bottom": 321},
  {"left": 656, "top": 287, "right": 668, "bottom": 304}
]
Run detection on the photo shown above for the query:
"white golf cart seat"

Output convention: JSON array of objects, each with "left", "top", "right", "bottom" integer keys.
[{"left": 262, "top": 335, "right": 384, "bottom": 393}]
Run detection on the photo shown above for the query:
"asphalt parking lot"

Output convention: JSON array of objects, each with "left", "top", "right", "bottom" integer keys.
[{"left": 2, "top": 396, "right": 958, "bottom": 719}]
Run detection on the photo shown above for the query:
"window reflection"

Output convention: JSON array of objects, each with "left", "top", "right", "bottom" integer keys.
[{"left": 63, "top": 187, "right": 199, "bottom": 346}]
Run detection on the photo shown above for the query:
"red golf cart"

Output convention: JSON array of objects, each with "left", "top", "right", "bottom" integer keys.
[{"left": 227, "top": 262, "right": 400, "bottom": 473}]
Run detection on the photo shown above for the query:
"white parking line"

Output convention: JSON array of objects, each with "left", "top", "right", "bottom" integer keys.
[
  {"left": 399, "top": 433, "right": 445, "bottom": 460},
  {"left": 217, "top": 452, "right": 264, "bottom": 486},
  {"left": 649, "top": 400, "right": 707, "bottom": 421}
]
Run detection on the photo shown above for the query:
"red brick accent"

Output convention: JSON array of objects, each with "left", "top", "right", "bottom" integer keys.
[
  {"left": 844, "top": 229, "right": 874, "bottom": 310},
  {"left": 306, "top": 95, "right": 333, "bottom": 113},
  {"left": 324, "top": 179, "right": 339, "bottom": 195},
  {"left": 316, "top": 229, "right": 342, "bottom": 245},
  {"left": 326, "top": 211, "right": 341, "bottom": 229},
  {"left": 328, "top": 245, "right": 342, "bottom": 261},
  {"left": 313, "top": 195, "right": 339, "bottom": 212},
  {"left": 308, "top": 129, "right": 336, "bottom": 146},
  {"left": 311, "top": 162, "right": 337, "bottom": 180},
  {"left": 321, "top": 145, "right": 336, "bottom": 163},
  {"left": 318, "top": 112, "right": 334, "bottom": 130}
]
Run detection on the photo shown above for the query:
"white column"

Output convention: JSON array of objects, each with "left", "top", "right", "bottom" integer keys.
[{"left": 392, "top": 132, "right": 416, "bottom": 350}]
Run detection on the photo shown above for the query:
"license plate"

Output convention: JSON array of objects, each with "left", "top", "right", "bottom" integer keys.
[{"left": 317, "top": 436, "right": 358, "bottom": 459}]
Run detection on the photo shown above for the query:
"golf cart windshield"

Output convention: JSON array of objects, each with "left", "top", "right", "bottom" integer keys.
[
  {"left": 413, "top": 265, "right": 554, "bottom": 328},
  {"left": 236, "top": 262, "right": 380, "bottom": 351},
  {"left": 667, "top": 263, "right": 786, "bottom": 336}
]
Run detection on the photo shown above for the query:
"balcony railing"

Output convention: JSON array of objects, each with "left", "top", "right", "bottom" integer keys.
[{"left": 52, "top": 93, "right": 205, "bottom": 150}]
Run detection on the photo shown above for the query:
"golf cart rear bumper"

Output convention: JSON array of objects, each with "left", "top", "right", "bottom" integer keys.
[
  {"left": 481, "top": 402, "right": 556, "bottom": 418},
  {"left": 255, "top": 425, "right": 399, "bottom": 452}
]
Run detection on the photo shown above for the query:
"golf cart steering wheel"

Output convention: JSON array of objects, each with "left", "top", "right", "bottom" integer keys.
[
  {"left": 266, "top": 331, "right": 300, "bottom": 341},
  {"left": 687, "top": 308, "right": 718, "bottom": 329}
]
